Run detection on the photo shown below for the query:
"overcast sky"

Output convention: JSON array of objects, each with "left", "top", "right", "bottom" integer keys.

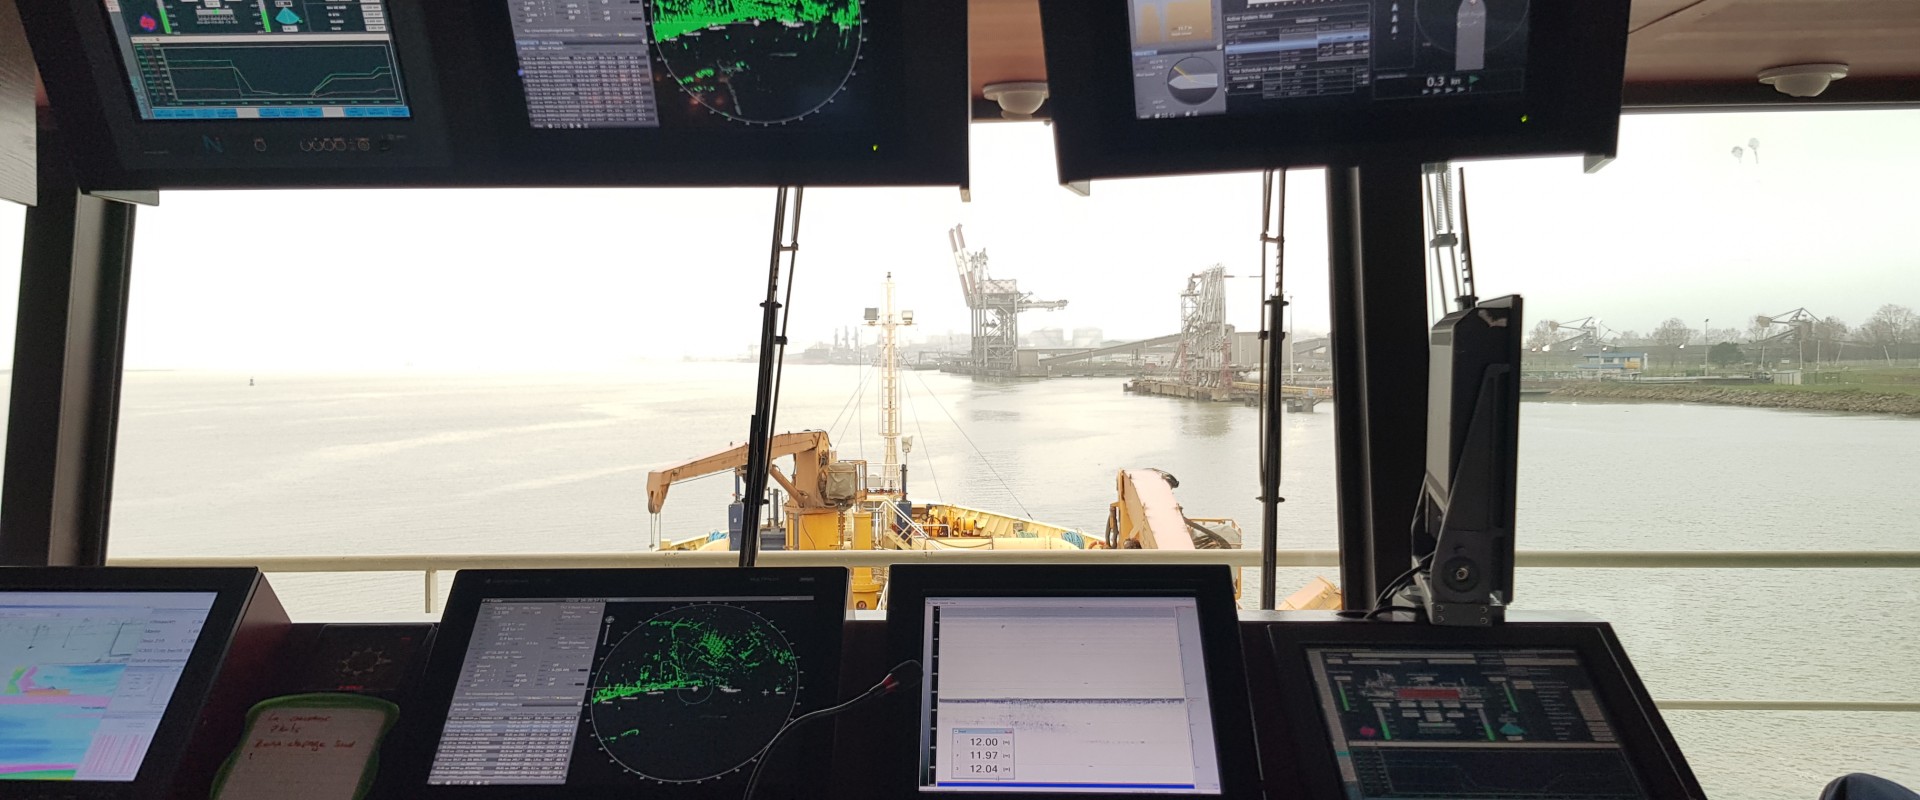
[{"left": 0, "top": 109, "right": 1915, "bottom": 370}]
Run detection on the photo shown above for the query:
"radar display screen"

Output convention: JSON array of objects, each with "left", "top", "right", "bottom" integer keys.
[
  {"left": 427, "top": 593, "right": 829, "bottom": 796},
  {"left": 1305, "top": 647, "right": 1646, "bottom": 800},
  {"left": 1128, "top": 0, "right": 1527, "bottom": 120},
  {"left": 0, "top": 591, "right": 217, "bottom": 782},
  {"left": 505, "top": 0, "right": 867, "bottom": 130},
  {"left": 97, "top": 0, "right": 412, "bottom": 120}
]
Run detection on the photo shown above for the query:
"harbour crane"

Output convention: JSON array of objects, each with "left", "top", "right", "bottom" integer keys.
[{"left": 947, "top": 225, "right": 1067, "bottom": 376}]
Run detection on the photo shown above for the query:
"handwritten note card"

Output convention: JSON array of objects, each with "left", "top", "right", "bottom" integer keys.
[{"left": 214, "top": 695, "right": 396, "bottom": 800}]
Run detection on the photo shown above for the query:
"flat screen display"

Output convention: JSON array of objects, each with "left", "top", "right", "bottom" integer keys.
[
  {"left": 0, "top": 591, "right": 218, "bottom": 782},
  {"left": 917, "top": 597, "right": 1223, "bottom": 795},
  {"left": 98, "top": 0, "right": 413, "bottom": 120},
  {"left": 1305, "top": 647, "right": 1645, "bottom": 800},
  {"left": 427, "top": 593, "right": 828, "bottom": 791},
  {"left": 1129, "top": 0, "right": 1527, "bottom": 119},
  {"left": 504, "top": 0, "right": 869, "bottom": 130}
]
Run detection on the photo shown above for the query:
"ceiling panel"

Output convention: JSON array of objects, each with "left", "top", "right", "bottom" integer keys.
[
  {"left": 970, "top": 0, "right": 1048, "bottom": 98},
  {"left": 1627, "top": 0, "right": 1707, "bottom": 32}
]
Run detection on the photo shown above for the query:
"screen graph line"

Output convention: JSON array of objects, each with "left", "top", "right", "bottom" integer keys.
[{"left": 146, "top": 44, "right": 404, "bottom": 106}]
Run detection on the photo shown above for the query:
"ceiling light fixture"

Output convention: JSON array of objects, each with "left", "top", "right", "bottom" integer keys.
[
  {"left": 1758, "top": 64, "right": 1848, "bottom": 98},
  {"left": 983, "top": 81, "right": 1049, "bottom": 120}
]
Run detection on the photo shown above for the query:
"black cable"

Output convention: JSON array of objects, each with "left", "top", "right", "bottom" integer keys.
[
  {"left": 1365, "top": 605, "right": 1425, "bottom": 620},
  {"left": 742, "top": 659, "right": 921, "bottom": 800}
]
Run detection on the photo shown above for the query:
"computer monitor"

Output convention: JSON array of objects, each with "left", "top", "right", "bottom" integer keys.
[
  {"left": 25, "top": 0, "right": 969, "bottom": 189},
  {"left": 1266, "top": 621, "right": 1705, "bottom": 800},
  {"left": 1036, "top": 0, "right": 1630, "bottom": 182},
  {"left": 98, "top": 0, "right": 413, "bottom": 121},
  {"left": 405, "top": 567, "right": 847, "bottom": 799},
  {"left": 23, "top": 0, "right": 451, "bottom": 188},
  {"left": 447, "top": 0, "right": 970, "bottom": 186},
  {"left": 0, "top": 567, "right": 286, "bottom": 800},
  {"left": 886, "top": 565, "right": 1261, "bottom": 797},
  {"left": 1413, "top": 294, "right": 1522, "bottom": 625}
]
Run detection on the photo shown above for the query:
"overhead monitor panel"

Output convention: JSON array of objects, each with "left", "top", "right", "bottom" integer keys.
[
  {"left": 1128, "top": 0, "right": 1527, "bottom": 119},
  {"left": 452, "top": 0, "right": 971, "bottom": 186},
  {"left": 100, "top": 0, "right": 412, "bottom": 121},
  {"left": 23, "top": 0, "right": 451, "bottom": 189},
  {"left": 1038, "top": 0, "right": 1630, "bottom": 182},
  {"left": 25, "top": 0, "right": 967, "bottom": 188}
]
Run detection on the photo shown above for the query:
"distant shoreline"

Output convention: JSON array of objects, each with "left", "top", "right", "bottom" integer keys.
[{"left": 1544, "top": 382, "right": 1920, "bottom": 416}]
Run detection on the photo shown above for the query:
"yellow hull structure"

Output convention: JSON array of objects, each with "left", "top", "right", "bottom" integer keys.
[{"left": 905, "top": 503, "right": 1106, "bottom": 550}]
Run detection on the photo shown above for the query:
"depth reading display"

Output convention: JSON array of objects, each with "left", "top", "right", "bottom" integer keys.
[
  {"left": 918, "top": 597, "right": 1223, "bottom": 794},
  {"left": 0, "top": 591, "right": 216, "bottom": 782},
  {"left": 1306, "top": 647, "right": 1646, "bottom": 800},
  {"left": 1129, "top": 0, "right": 1528, "bottom": 119},
  {"left": 506, "top": 0, "right": 868, "bottom": 130},
  {"left": 428, "top": 595, "right": 817, "bottom": 791},
  {"left": 100, "top": 0, "right": 412, "bottom": 119}
]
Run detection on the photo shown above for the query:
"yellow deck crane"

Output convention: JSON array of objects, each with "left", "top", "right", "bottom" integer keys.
[{"left": 646, "top": 430, "right": 887, "bottom": 607}]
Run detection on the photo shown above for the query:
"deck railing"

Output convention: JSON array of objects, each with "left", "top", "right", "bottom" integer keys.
[{"left": 105, "top": 548, "right": 1920, "bottom": 715}]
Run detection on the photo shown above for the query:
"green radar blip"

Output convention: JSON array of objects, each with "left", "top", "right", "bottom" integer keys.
[
  {"left": 586, "top": 603, "right": 801, "bottom": 783},
  {"left": 647, "top": 0, "right": 865, "bottom": 125}
]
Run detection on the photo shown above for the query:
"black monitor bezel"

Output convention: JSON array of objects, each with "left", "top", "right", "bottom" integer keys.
[
  {"left": 0, "top": 566, "right": 263, "bottom": 799},
  {"left": 883, "top": 564, "right": 1263, "bottom": 800},
  {"left": 1265, "top": 621, "right": 1706, "bottom": 800},
  {"left": 26, "top": 0, "right": 454, "bottom": 190},
  {"left": 25, "top": 0, "right": 969, "bottom": 190},
  {"left": 1036, "top": 0, "right": 1631, "bottom": 183},
  {"left": 431, "top": 0, "right": 971, "bottom": 187},
  {"left": 397, "top": 567, "right": 851, "bottom": 799}
]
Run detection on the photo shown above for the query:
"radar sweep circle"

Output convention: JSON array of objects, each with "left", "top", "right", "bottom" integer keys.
[
  {"left": 647, "top": 0, "right": 867, "bottom": 126},
  {"left": 585, "top": 603, "right": 801, "bottom": 783}
]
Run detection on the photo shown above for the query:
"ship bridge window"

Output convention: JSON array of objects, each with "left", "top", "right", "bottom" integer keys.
[
  {"left": 92, "top": 108, "right": 1920, "bottom": 800},
  {"left": 104, "top": 122, "right": 1341, "bottom": 619},
  {"left": 1457, "top": 108, "right": 1920, "bottom": 800}
]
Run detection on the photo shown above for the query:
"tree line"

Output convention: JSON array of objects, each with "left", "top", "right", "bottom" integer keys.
[{"left": 1527, "top": 304, "right": 1920, "bottom": 368}]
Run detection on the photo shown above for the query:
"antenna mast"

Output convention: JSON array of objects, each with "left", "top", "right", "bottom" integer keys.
[{"left": 868, "top": 273, "right": 913, "bottom": 494}]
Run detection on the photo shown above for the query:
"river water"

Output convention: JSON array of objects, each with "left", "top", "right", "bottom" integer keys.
[{"left": 106, "top": 364, "right": 1920, "bottom": 799}]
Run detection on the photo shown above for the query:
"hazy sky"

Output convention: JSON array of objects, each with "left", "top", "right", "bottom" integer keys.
[{"left": 0, "top": 109, "right": 1916, "bottom": 370}]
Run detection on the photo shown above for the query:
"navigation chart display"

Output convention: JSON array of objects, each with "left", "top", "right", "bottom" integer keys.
[
  {"left": 506, "top": 0, "right": 867, "bottom": 129},
  {"left": 99, "top": 0, "right": 412, "bottom": 119},
  {"left": 1306, "top": 647, "right": 1646, "bottom": 800},
  {"left": 1129, "top": 0, "right": 1528, "bottom": 119},
  {"left": 427, "top": 594, "right": 821, "bottom": 793},
  {"left": 917, "top": 597, "right": 1223, "bottom": 794},
  {"left": 0, "top": 591, "right": 216, "bottom": 782}
]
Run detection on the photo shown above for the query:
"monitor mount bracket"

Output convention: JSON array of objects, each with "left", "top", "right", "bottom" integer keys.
[
  {"left": 739, "top": 185, "right": 805, "bottom": 568},
  {"left": 1404, "top": 362, "right": 1514, "bottom": 627}
]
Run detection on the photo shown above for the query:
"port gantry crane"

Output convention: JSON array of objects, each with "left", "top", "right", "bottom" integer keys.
[
  {"left": 1173, "top": 266, "right": 1233, "bottom": 390},
  {"left": 1541, "top": 316, "right": 1617, "bottom": 352},
  {"left": 947, "top": 225, "right": 1066, "bottom": 377}
]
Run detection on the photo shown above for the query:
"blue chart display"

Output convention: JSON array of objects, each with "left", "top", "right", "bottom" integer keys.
[
  {"left": 1305, "top": 647, "right": 1645, "bottom": 800},
  {"left": 101, "top": 0, "right": 411, "bottom": 119},
  {"left": 0, "top": 592, "right": 216, "bottom": 782}
]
